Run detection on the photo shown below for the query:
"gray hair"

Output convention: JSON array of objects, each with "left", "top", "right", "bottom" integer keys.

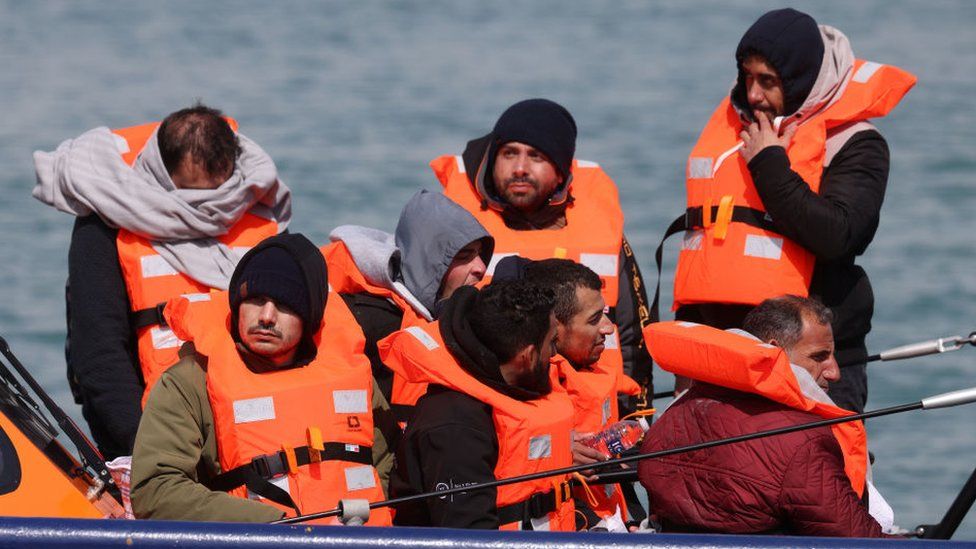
[{"left": 742, "top": 295, "right": 833, "bottom": 350}]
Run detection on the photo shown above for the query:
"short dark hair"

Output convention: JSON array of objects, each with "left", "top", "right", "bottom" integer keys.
[
  {"left": 742, "top": 295, "right": 833, "bottom": 350},
  {"left": 158, "top": 102, "right": 240, "bottom": 179},
  {"left": 469, "top": 279, "right": 555, "bottom": 364},
  {"left": 522, "top": 259, "right": 601, "bottom": 324}
]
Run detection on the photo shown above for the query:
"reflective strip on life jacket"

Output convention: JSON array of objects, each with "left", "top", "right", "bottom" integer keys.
[
  {"left": 379, "top": 322, "right": 577, "bottom": 531},
  {"left": 111, "top": 120, "right": 277, "bottom": 405},
  {"left": 164, "top": 291, "right": 392, "bottom": 525},
  {"left": 644, "top": 321, "right": 868, "bottom": 496},
  {"left": 672, "top": 59, "right": 915, "bottom": 309}
]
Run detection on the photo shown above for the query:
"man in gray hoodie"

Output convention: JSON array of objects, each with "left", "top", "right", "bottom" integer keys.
[{"left": 324, "top": 190, "right": 494, "bottom": 426}]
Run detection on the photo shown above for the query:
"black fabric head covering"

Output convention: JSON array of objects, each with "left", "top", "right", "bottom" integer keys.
[
  {"left": 229, "top": 233, "right": 328, "bottom": 365},
  {"left": 732, "top": 8, "right": 824, "bottom": 118},
  {"left": 482, "top": 99, "right": 577, "bottom": 206}
]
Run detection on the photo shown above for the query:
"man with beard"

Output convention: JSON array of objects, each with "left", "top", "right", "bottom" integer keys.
[
  {"left": 496, "top": 257, "right": 642, "bottom": 529},
  {"left": 380, "top": 280, "right": 578, "bottom": 530},
  {"left": 669, "top": 8, "right": 915, "bottom": 413},
  {"left": 431, "top": 99, "right": 654, "bottom": 424},
  {"left": 639, "top": 296, "right": 894, "bottom": 536}
]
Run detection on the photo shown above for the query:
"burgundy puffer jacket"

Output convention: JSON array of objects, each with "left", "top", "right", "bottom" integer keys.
[{"left": 638, "top": 382, "right": 886, "bottom": 537}]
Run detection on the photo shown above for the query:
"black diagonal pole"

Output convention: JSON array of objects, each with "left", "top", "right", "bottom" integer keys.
[{"left": 275, "top": 385, "right": 976, "bottom": 526}]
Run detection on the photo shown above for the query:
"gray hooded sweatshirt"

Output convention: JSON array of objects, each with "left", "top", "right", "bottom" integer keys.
[{"left": 329, "top": 189, "right": 493, "bottom": 318}]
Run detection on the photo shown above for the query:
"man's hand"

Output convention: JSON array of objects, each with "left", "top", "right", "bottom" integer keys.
[
  {"left": 739, "top": 114, "right": 797, "bottom": 163},
  {"left": 572, "top": 432, "right": 607, "bottom": 480}
]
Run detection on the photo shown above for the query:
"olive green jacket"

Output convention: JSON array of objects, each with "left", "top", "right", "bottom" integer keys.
[{"left": 130, "top": 348, "right": 395, "bottom": 522}]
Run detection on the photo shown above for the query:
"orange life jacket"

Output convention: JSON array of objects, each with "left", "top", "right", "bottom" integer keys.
[
  {"left": 644, "top": 321, "right": 867, "bottom": 497},
  {"left": 164, "top": 291, "right": 392, "bottom": 525},
  {"left": 379, "top": 322, "right": 577, "bottom": 531},
  {"left": 433, "top": 155, "right": 624, "bottom": 307},
  {"left": 111, "top": 121, "right": 279, "bottom": 403},
  {"left": 321, "top": 241, "right": 430, "bottom": 426},
  {"left": 672, "top": 60, "right": 916, "bottom": 308},
  {"left": 554, "top": 354, "right": 640, "bottom": 521},
  {"left": 434, "top": 154, "right": 635, "bottom": 402}
]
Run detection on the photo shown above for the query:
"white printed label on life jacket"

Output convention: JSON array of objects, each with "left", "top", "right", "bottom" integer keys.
[
  {"left": 853, "top": 61, "right": 882, "bottom": 83},
  {"left": 530, "top": 516, "right": 551, "bottom": 531},
  {"left": 112, "top": 132, "right": 130, "bottom": 154},
  {"left": 248, "top": 475, "right": 289, "bottom": 500},
  {"left": 604, "top": 329, "right": 619, "bottom": 350},
  {"left": 580, "top": 253, "right": 618, "bottom": 277},
  {"left": 688, "top": 157, "right": 714, "bottom": 179},
  {"left": 743, "top": 235, "right": 784, "bottom": 260},
  {"left": 180, "top": 292, "right": 212, "bottom": 302},
  {"left": 150, "top": 326, "right": 182, "bottom": 350},
  {"left": 333, "top": 390, "right": 368, "bottom": 414},
  {"left": 405, "top": 326, "right": 440, "bottom": 351},
  {"left": 140, "top": 255, "right": 178, "bottom": 278},
  {"left": 486, "top": 253, "right": 518, "bottom": 276},
  {"left": 604, "top": 483, "right": 616, "bottom": 499},
  {"left": 576, "top": 159, "right": 599, "bottom": 168},
  {"left": 528, "top": 434, "right": 552, "bottom": 460},
  {"left": 681, "top": 230, "right": 703, "bottom": 251},
  {"left": 454, "top": 155, "right": 466, "bottom": 174},
  {"left": 233, "top": 396, "right": 276, "bottom": 424},
  {"left": 344, "top": 465, "right": 377, "bottom": 491},
  {"left": 676, "top": 321, "right": 700, "bottom": 328},
  {"left": 602, "top": 397, "right": 612, "bottom": 426}
]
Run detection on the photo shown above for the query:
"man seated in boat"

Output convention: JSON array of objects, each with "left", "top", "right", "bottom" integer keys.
[
  {"left": 494, "top": 257, "right": 643, "bottom": 530},
  {"left": 639, "top": 296, "right": 894, "bottom": 537},
  {"left": 32, "top": 104, "right": 290, "bottom": 460},
  {"left": 323, "top": 189, "right": 494, "bottom": 433},
  {"left": 380, "top": 280, "right": 579, "bottom": 531},
  {"left": 130, "top": 234, "right": 392, "bottom": 524}
]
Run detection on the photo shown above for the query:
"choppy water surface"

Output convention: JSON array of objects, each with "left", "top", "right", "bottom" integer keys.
[{"left": 0, "top": 0, "right": 973, "bottom": 538}]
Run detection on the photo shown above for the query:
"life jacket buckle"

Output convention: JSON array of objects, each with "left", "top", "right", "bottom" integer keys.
[
  {"left": 553, "top": 479, "right": 572, "bottom": 506},
  {"left": 250, "top": 452, "right": 287, "bottom": 479}
]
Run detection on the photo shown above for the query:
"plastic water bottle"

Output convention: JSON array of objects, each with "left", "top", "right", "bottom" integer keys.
[{"left": 578, "top": 418, "right": 649, "bottom": 459}]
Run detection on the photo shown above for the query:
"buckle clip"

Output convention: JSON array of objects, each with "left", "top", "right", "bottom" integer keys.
[{"left": 251, "top": 452, "right": 287, "bottom": 479}]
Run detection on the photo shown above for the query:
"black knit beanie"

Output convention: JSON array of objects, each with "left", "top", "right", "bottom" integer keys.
[
  {"left": 490, "top": 98, "right": 577, "bottom": 180},
  {"left": 734, "top": 8, "right": 824, "bottom": 116},
  {"left": 230, "top": 246, "right": 311, "bottom": 326}
]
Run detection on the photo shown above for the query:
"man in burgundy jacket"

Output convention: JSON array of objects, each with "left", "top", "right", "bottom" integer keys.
[{"left": 638, "top": 296, "right": 890, "bottom": 537}]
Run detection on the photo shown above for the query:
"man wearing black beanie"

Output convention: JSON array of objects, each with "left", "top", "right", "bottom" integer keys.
[
  {"left": 669, "top": 8, "right": 915, "bottom": 414},
  {"left": 130, "top": 233, "right": 394, "bottom": 523},
  {"left": 431, "top": 98, "right": 654, "bottom": 525}
]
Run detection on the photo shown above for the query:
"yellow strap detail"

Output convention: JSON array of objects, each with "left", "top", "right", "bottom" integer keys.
[
  {"left": 553, "top": 247, "right": 568, "bottom": 259},
  {"left": 571, "top": 472, "right": 599, "bottom": 508},
  {"left": 282, "top": 445, "right": 299, "bottom": 474},
  {"left": 714, "top": 195, "right": 734, "bottom": 241},
  {"left": 306, "top": 427, "right": 324, "bottom": 463},
  {"left": 702, "top": 196, "right": 713, "bottom": 228}
]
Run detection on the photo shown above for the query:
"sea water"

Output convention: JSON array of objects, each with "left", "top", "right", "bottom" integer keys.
[{"left": 0, "top": 0, "right": 972, "bottom": 538}]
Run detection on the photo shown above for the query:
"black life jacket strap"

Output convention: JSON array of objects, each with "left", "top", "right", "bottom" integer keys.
[
  {"left": 205, "top": 442, "right": 373, "bottom": 501},
  {"left": 496, "top": 480, "right": 572, "bottom": 529},
  {"left": 131, "top": 302, "right": 167, "bottom": 329}
]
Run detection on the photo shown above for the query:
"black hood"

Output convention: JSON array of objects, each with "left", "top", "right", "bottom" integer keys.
[
  {"left": 731, "top": 8, "right": 824, "bottom": 120},
  {"left": 229, "top": 233, "right": 328, "bottom": 366},
  {"left": 437, "top": 286, "right": 544, "bottom": 401}
]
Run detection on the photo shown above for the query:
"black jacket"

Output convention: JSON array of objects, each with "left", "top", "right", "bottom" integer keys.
[
  {"left": 390, "top": 287, "right": 542, "bottom": 528},
  {"left": 66, "top": 215, "right": 143, "bottom": 459}
]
